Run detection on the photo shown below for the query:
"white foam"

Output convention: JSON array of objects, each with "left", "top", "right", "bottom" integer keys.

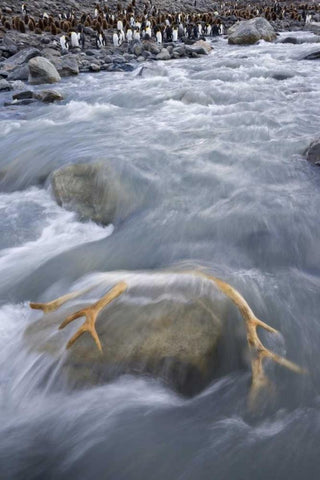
[{"left": 0, "top": 188, "right": 113, "bottom": 289}]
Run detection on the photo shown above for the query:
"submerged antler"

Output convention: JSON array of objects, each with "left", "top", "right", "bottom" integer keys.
[{"left": 193, "top": 271, "right": 306, "bottom": 405}]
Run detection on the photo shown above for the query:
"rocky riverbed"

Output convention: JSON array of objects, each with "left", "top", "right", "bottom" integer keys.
[{"left": 1, "top": 0, "right": 320, "bottom": 102}]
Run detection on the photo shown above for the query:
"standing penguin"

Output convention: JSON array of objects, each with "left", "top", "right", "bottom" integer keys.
[
  {"left": 78, "top": 27, "right": 85, "bottom": 49},
  {"left": 70, "top": 31, "right": 79, "bottom": 48},
  {"left": 172, "top": 25, "right": 178, "bottom": 42},
  {"left": 126, "top": 28, "right": 133, "bottom": 42},
  {"left": 96, "top": 31, "right": 106, "bottom": 48},
  {"left": 133, "top": 28, "right": 140, "bottom": 41},
  {"left": 60, "top": 34, "right": 69, "bottom": 52},
  {"left": 113, "top": 31, "right": 119, "bottom": 46},
  {"left": 156, "top": 28, "right": 162, "bottom": 44}
]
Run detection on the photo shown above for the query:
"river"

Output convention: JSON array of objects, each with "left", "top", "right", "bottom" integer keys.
[{"left": 1, "top": 32, "right": 320, "bottom": 479}]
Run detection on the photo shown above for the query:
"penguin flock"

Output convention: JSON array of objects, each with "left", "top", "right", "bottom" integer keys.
[{"left": 1, "top": 1, "right": 320, "bottom": 52}]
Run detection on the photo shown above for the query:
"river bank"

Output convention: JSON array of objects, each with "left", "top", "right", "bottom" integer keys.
[{"left": 1, "top": 0, "right": 320, "bottom": 99}]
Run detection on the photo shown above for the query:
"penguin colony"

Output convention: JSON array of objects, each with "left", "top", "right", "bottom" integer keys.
[{"left": 1, "top": 1, "right": 319, "bottom": 52}]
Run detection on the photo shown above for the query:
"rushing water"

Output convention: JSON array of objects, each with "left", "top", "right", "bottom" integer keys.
[{"left": 1, "top": 32, "right": 320, "bottom": 479}]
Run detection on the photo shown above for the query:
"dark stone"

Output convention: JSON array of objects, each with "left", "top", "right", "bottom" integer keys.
[
  {"left": 12, "top": 90, "right": 34, "bottom": 100},
  {"left": 7, "top": 64, "right": 29, "bottom": 81},
  {"left": 33, "top": 90, "right": 64, "bottom": 103},
  {"left": 305, "top": 139, "right": 320, "bottom": 165},
  {"left": 280, "top": 37, "right": 298, "bottom": 44},
  {"left": 303, "top": 50, "right": 320, "bottom": 60}
]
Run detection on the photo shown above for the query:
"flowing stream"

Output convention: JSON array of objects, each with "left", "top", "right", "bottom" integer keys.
[{"left": 1, "top": 32, "right": 320, "bottom": 479}]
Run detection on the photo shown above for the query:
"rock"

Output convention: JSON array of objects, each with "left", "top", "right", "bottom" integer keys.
[
  {"left": 33, "top": 90, "right": 64, "bottom": 103},
  {"left": 7, "top": 64, "right": 29, "bottom": 81},
  {"left": 302, "top": 50, "right": 320, "bottom": 60},
  {"left": 25, "top": 274, "right": 229, "bottom": 395},
  {"left": 193, "top": 40, "right": 212, "bottom": 54},
  {"left": 52, "top": 55, "right": 80, "bottom": 76},
  {"left": 155, "top": 48, "right": 171, "bottom": 61},
  {"left": 0, "top": 79, "right": 12, "bottom": 91},
  {"left": 0, "top": 36, "right": 18, "bottom": 56},
  {"left": 142, "top": 41, "right": 161, "bottom": 55},
  {"left": 128, "top": 40, "right": 143, "bottom": 57},
  {"left": 172, "top": 45, "right": 186, "bottom": 57},
  {"left": 51, "top": 163, "right": 117, "bottom": 225},
  {"left": 28, "top": 56, "right": 61, "bottom": 85},
  {"left": 228, "top": 17, "right": 277, "bottom": 45},
  {"left": 271, "top": 72, "right": 293, "bottom": 81},
  {"left": 12, "top": 90, "right": 33, "bottom": 100},
  {"left": 280, "top": 37, "right": 299, "bottom": 44},
  {"left": 185, "top": 44, "right": 209, "bottom": 56},
  {"left": 2, "top": 48, "right": 40, "bottom": 72},
  {"left": 305, "top": 139, "right": 320, "bottom": 165},
  {"left": 50, "top": 162, "right": 148, "bottom": 225},
  {"left": 89, "top": 63, "right": 100, "bottom": 72}
]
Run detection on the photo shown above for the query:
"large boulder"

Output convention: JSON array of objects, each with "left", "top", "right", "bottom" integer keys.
[
  {"left": 51, "top": 163, "right": 117, "bottom": 225},
  {"left": 51, "top": 162, "right": 149, "bottom": 226},
  {"left": 1, "top": 47, "right": 40, "bottom": 72},
  {"left": 28, "top": 56, "right": 61, "bottom": 85},
  {"left": 50, "top": 54, "right": 80, "bottom": 77},
  {"left": 228, "top": 17, "right": 277, "bottom": 45},
  {"left": 25, "top": 273, "right": 236, "bottom": 395}
]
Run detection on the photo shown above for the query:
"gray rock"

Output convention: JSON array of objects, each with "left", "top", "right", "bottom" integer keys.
[
  {"left": 128, "top": 40, "right": 144, "bottom": 57},
  {"left": 33, "top": 90, "right": 64, "bottom": 103},
  {"left": 52, "top": 55, "right": 80, "bottom": 76},
  {"left": 12, "top": 90, "right": 33, "bottom": 100},
  {"left": 305, "top": 139, "right": 320, "bottom": 165},
  {"left": 50, "top": 162, "right": 147, "bottom": 225},
  {"left": 142, "top": 41, "right": 161, "bottom": 55},
  {"left": 280, "top": 37, "right": 299, "bottom": 44},
  {"left": 302, "top": 50, "right": 320, "bottom": 60},
  {"left": 89, "top": 63, "right": 100, "bottom": 72},
  {"left": 185, "top": 44, "right": 208, "bottom": 56},
  {"left": 0, "top": 79, "right": 12, "bottom": 91},
  {"left": 228, "top": 17, "right": 277, "bottom": 45},
  {"left": 2, "top": 48, "right": 40, "bottom": 71},
  {"left": 0, "top": 36, "right": 18, "bottom": 56},
  {"left": 7, "top": 64, "right": 29, "bottom": 81},
  {"left": 28, "top": 56, "right": 61, "bottom": 85},
  {"left": 51, "top": 163, "right": 118, "bottom": 225},
  {"left": 156, "top": 48, "right": 171, "bottom": 61},
  {"left": 172, "top": 46, "right": 186, "bottom": 57}
]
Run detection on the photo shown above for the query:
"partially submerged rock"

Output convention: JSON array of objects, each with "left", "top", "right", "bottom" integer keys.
[
  {"left": 305, "top": 138, "right": 320, "bottom": 165},
  {"left": 5, "top": 89, "right": 64, "bottom": 106},
  {"left": 50, "top": 162, "right": 150, "bottom": 226},
  {"left": 28, "top": 56, "right": 61, "bottom": 85},
  {"left": 28, "top": 270, "right": 305, "bottom": 402},
  {"left": 26, "top": 274, "right": 228, "bottom": 395},
  {"left": 51, "top": 163, "right": 119, "bottom": 225},
  {"left": 228, "top": 17, "right": 277, "bottom": 45},
  {"left": 33, "top": 90, "right": 64, "bottom": 103},
  {"left": 302, "top": 50, "right": 320, "bottom": 60}
]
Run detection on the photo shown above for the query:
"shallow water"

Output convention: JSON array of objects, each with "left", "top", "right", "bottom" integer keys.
[{"left": 1, "top": 32, "right": 320, "bottom": 479}]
